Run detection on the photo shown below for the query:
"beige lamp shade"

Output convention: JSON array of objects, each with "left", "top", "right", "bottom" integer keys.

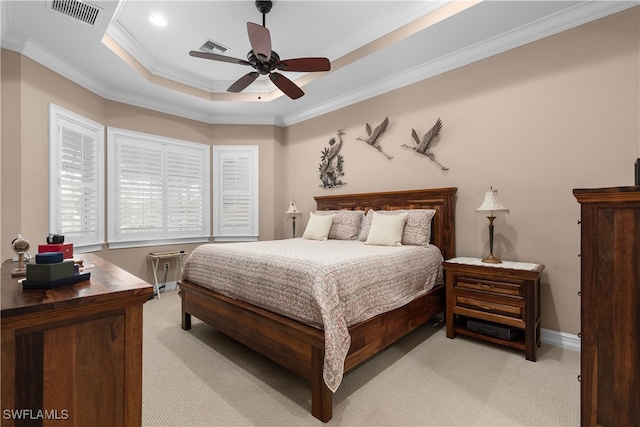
[
  {"left": 476, "top": 187, "right": 509, "bottom": 214},
  {"left": 286, "top": 200, "right": 300, "bottom": 216}
]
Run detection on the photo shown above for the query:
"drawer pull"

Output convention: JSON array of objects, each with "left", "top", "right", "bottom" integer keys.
[
  {"left": 479, "top": 305, "right": 494, "bottom": 311},
  {"left": 577, "top": 333, "right": 582, "bottom": 338},
  {"left": 478, "top": 283, "right": 495, "bottom": 289},
  {"left": 578, "top": 375, "right": 581, "bottom": 382}
]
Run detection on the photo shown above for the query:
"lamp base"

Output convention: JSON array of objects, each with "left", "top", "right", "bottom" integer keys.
[
  {"left": 481, "top": 254, "right": 502, "bottom": 264},
  {"left": 11, "top": 267, "right": 26, "bottom": 277}
]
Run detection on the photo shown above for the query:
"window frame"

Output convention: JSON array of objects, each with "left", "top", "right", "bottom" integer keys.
[
  {"left": 107, "top": 127, "right": 211, "bottom": 249},
  {"left": 49, "top": 104, "right": 105, "bottom": 253},
  {"left": 212, "top": 145, "right": 259, "bottom": 242}
]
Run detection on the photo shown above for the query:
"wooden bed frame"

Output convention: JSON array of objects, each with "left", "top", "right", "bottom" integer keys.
[{"left": 179, "top": 187, "right": 457, "bottom": 422}]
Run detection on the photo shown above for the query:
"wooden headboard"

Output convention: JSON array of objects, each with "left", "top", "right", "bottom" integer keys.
[{"left": 314, "top": 187, "right": 457, "bottom": 261}]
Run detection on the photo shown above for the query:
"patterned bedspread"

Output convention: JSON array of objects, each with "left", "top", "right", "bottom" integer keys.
[{"left": 182, "top": 238, "right": 444, "bottom": 392}]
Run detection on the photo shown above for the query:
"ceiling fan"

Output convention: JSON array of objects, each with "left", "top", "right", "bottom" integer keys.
[{"left": 189, "top": 0, "right": 331, "bottom": 100}]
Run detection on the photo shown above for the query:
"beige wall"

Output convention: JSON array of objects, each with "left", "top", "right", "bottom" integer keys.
[
  {"left": 0, "top": 51, "right": 281, "bottom": 281},
  {"left": 284, "top": 8, "right": 640, "bottom": 335},
  {"left": 1, "top": 7, "right": 638, "bottom": 335}
]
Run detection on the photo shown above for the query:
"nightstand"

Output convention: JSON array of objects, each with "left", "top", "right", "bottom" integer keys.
[{"left": 443, "top": 257, "right": 544, "bottom": 361}]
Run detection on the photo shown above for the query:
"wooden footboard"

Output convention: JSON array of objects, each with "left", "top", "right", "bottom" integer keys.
[
  {"left": 179, "top": 187, "right": 456, "bottom": 422},
  {"left": 179, "top": 280, "right": 445, "bottom": 422}
]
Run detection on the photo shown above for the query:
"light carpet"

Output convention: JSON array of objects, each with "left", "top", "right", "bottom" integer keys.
[{"left": 142, "top": 290, "right": 580, "bottom": 426}]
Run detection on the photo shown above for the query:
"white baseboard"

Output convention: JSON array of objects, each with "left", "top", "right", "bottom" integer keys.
[
  {"left": 541, "top": 328, "right": 581, "bottom": 352},
  {"left": 156, "top": 280, "right": 178, "bottom": 293}
]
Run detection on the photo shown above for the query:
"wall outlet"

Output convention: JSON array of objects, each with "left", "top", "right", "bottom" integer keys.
[{"left": 163, "top": 262, "right": 170, "bottom": 271}]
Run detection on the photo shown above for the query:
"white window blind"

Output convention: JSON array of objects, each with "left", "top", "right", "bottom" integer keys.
[
  {"left": 213, "top": 146, "right": 258, "bottom": 241},
  {"left": 49, "top": 104, "right": 104, "bottom": 251},
  {"left": 108, "top": 128, "right": 210, "bottom": 248}
]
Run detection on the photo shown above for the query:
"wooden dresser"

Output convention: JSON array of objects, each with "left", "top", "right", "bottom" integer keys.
[
  {"left": 1, "top": 253, "right": 153, "bottom": 427},
  {"left": 574, "top": 186, "right": 640, "bottom": 427}
]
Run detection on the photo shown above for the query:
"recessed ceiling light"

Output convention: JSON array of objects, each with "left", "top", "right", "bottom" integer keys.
[{"left": 149, "top": 15, "right": 167, "bottom": 27}]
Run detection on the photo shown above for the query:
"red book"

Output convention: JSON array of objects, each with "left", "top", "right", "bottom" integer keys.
[{"left": 38, "top": 243, "right": 73, "bottom": 259}]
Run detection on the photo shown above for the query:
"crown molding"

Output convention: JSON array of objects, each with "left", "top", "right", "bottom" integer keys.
[{"left": 3, "top": 1, "right": 637, "bottom": 127}]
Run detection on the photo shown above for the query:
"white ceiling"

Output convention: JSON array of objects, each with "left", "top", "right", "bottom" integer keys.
[{"left": 2, "top": 0, "right": 637, "bottom": 126}]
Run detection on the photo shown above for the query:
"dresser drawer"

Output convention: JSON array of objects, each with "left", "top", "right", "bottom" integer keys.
[
  {"left": 455, "top": 276, "right": 522, "bottom": 298},
  {"left": 455, "top": 295, "right": 523, "bottom": 319}
]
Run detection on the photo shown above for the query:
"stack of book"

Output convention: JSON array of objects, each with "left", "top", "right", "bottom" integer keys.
[{"left": 22, "top": 252, "right": 90, "bottom": 289}]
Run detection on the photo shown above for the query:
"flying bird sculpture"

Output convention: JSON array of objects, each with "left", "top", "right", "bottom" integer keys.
[
  {"left": 402, "top": 118, "right": 448, "bottom": 170},
  {"left": 356, "top": 116, "right": 393, "bottom": 159}
]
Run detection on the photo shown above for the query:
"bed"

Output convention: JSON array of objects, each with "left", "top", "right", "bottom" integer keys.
[{"left": 179, "top": 187, "right": 457, "bottom": 422}]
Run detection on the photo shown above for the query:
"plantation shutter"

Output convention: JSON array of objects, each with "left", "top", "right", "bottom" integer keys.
[
  {"left": 50, "top": 104, "right": 104, "bottom": 250},
  {"left": 166, "top": 145, "right": 207, "bottom": 232},
  {"left": 213, "top": 146, "right": 258, "bottom": 241},
  {"left": 60, "top": 125, "right": 98, "bottom": 236},
  {"left": 117, "top": 141, "right": 164, "bottom": 238}
]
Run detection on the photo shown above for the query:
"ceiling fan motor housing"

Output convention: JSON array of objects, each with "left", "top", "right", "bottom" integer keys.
[
  {"left": 247, "top": 50, "right": 280, "bottom": 75},
  {"left": 255, "top": 1, "right": 273, "bottom": 15}
]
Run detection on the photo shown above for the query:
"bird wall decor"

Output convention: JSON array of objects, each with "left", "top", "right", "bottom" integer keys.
[
  {"left": 356, "top": 116, "right": 393, "bottom": 160},
  {"left": 402, "top": 118, "right": 449, "bottom": 170},
  {"left": 319, "top": 130, "right": 346, "bottom": 188}
]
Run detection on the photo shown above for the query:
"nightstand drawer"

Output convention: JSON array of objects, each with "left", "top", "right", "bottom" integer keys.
[
  {"left": 455, "top": 276, "right": 522, "bottom": 298},
  {"left": 456, "top": 296, "right": 523, "bottom": 319}
]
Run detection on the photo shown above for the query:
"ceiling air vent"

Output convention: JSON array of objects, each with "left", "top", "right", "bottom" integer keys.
[
  {"left": 49, "top": 0, "right": 102, "bottom": 26},
  {"left": 199, "top": 39, "right": 229, "bottom": 55}
]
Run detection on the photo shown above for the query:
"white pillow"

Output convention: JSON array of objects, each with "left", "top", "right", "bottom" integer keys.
[
  {"left": 365, "top": 211, "right": 409, "bottom": 246},
  {"left": 302, "top": 212, "right": 335, "bottom": 241}
]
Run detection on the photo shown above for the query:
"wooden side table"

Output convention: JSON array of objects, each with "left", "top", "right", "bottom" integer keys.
[
  {"left": 146, "top": 251, "right": 187, "bottom": 298},
  {"left": 1, "top": 253, "right": 153, "bottom": 427},
  {"left": 443, "top": 257, "right": 544, "bottom": 361}
]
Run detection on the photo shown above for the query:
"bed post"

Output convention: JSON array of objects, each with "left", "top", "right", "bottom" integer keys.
[
  {"left": 311, "top": 346, "right": 333, "bottom": 422},
  {"left": 180, "top": 289, "right": 192, "bottom": 330}
]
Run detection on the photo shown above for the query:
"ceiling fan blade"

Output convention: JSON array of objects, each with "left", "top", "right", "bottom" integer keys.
[
  {"left": 228, "top": 72, "right": 260, "bottom": 93},
  {"left": 269, "top": 72, "right": 304, "bottom": 99},
  {"left": 247, "top": 22, "right": 271, "bottom": 61},
  {"left": 189, "top": 51, "right": 250, "bottom": 66},
  {"left": 275, "top": 58, "right": 331, "bottom": 72}
]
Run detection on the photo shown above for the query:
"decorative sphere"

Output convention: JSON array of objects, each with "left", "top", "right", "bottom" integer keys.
[{"left": 11, "top": 234, "right": 30, "bottom": 253}]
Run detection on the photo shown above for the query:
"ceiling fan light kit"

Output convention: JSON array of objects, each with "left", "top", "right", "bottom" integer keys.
[{"left": 189, "top": 0, "right": 330, "bottom": 100}]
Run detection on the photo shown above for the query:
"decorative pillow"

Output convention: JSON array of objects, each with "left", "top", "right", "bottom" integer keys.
[
  {"left": 365, "top": 211, "right": 409, "bottom": 246},
  {"left": 359, "top": 209, "right": 436, "bottom": 245},
  {"left": 315, "top": 210, "right": 364, "bottom": 240},
  {"left": 302, "top": 212, "right": 335, "bottom": 241},
  {"left": 402, "top": 209, "right": 436, "bottom": 245}
]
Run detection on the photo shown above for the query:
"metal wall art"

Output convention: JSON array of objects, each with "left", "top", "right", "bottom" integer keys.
[
  {"left": 402, "top": 118, "right": 449, "bottom": 170},
  {"left": 356, "top": 116, "right": 393, "bottom": 159},
  {"left": 319, "top": 130, "right": 346, "bottom": 188}
]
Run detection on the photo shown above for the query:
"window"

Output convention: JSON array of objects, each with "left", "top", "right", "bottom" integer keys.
[
  {"left": 213, "top": 146, "right": 259, "bottom": 241},
  {"left": 107, "top": 128, "right": 210, "bottom": 248},
  {"left": 49, "top": 104, "right": 104, "bottom": 252}
]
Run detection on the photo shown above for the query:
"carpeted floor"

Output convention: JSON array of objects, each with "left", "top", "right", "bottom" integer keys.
[{"left": 142, "top": 290, "right": 580, "bottom": 426}]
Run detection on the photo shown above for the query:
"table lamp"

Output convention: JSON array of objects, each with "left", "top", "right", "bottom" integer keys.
[
  {"left": 285, "top": 200, "right": 301, "bottom": 238},
  {"left": 475, "top": 187, "right": 509, "bottom": 263}
]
